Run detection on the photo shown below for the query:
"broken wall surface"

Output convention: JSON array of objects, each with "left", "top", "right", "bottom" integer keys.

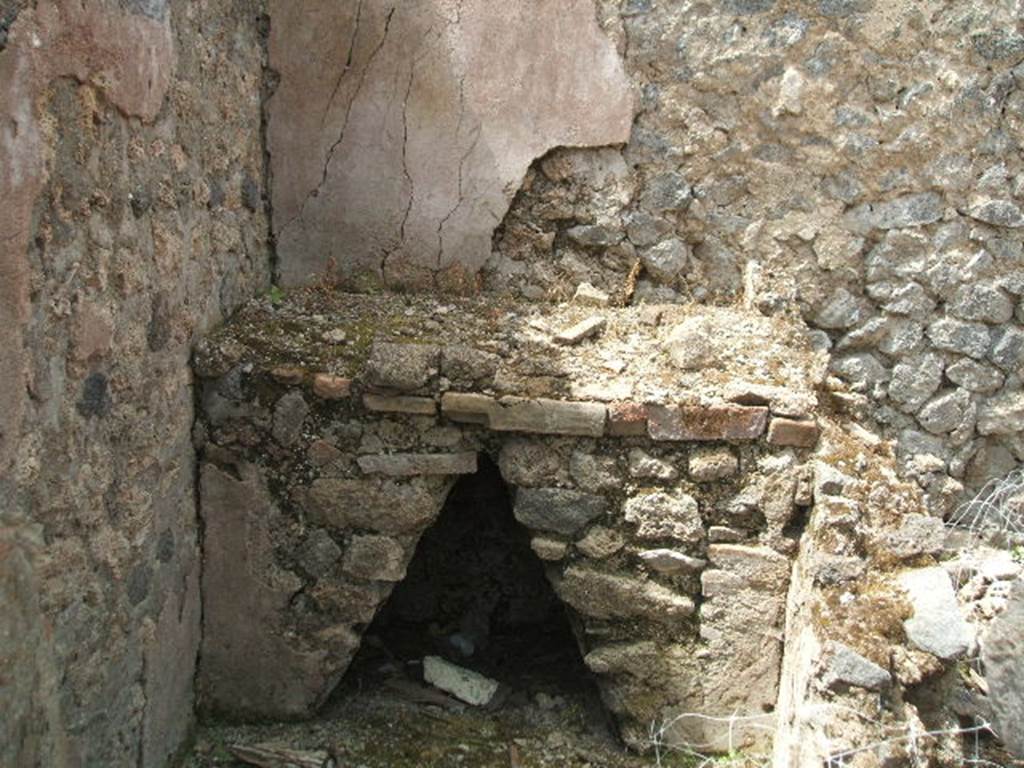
[
  {"left": 268, "top": 0, "right": 1023, "bottom": 510},
  {"left": 0, "top": 1, "right": 270, "bottom": 765},
  {"left": 266, "top": 0, "right": 635, "bottom": 291}
]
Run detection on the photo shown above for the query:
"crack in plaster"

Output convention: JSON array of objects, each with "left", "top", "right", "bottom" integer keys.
[{"left": 278, "top": 6, "right": 395, "bottom": 241}]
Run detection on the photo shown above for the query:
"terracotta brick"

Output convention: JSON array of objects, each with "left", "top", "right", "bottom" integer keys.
[
  {"left": 648, "top": 404, "right": 768, "bottom": 442},
  {"left": 767, "top": 417, "right": 820, "bottom": 448},
  {"left": 608, "top": 401, "right": 648, "bottom": 436}
]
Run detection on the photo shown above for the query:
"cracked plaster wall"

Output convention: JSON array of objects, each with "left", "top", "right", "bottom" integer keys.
[
  {"left": 0, "top": 1, "right": 270, "bottom": 765},
  {"left": 267, "top": 0, "right": 635, "bottom": 291}
]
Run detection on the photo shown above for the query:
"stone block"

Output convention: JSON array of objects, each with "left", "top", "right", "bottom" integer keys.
[
  {"left": 767, "top": 418, "right": 820, "bottom": 448},
  {"left": 623, "top": 490, "right": 703, "bottom": 543},
  {"left": 554, "top": 315, "right": 607, "bottom": 345},
  {"left": 342, "top": 535, "right": 407, "bottom": 582},
  {"left": 441, "top": 345, "right": 500, "bottom": 389},
  {"left": 514, "top": 488, "right": 607, "bottom": 536},
  {"left": 688, "top": 447, "right": 739, "bottom": 481},
  {"left": 978, "top": 392, "right": 1024, "bottom": 436},
  {"left": 312, "top": 374, "right": 352, "bottom": 400},
  {"left": 982, "top": 581, "right": 1024, "bottom": 758},
  {"left": 499, "top": 440, "right": 566, "bottom": 487},
  {"left": 363, "top": 393, "right": 437, "bottom": 415},
  {"left": 356, "top": 452, "right": 477, "bottom": 477},
  {"left": 927, "top": 319, "right": 991, "bottom": 360},
  {"left": 879, "top": 516, "right": 946, "bottom": 560},
  {"left": 638, "top": 549, "right": 706, "bottom": 575},
  {"left": 363, "top": 342, "right": 439, "bottom": 392},
  {"left": 608, "top": 401, "right": 648, "bottom": 436},
  {"left": 576, "top": 526, "right": 626, "bottom": 559},
  {"left": 272, "top": 391, "right": 309, "bottom": 446},
  {"left": 627, "top": 448, "right": 678, "bottom": 481},
  {"left": 305, "top": 477, "right": 445, "bottom": 534},
  {"left": 530, "top": 537, "right": 568, "bottom": 561},
  {"left": 569, "top": 452, "right": 621, "bottom": 491},
  {"left": 706, "top": 544, "right": 790, "bottom": 592},
  {"left": 820, "top": 642, "right": 892, "bottom": 692},
  {"left": 648, "top": 404, "right": 768, "bottom": 441},
  {"left": 708, "top": 525, "right": 745, "bottom": 543},
  {"left": 490, "top": 397, "right": 606, "bottom": 437},
  {"left": 555, "top": 566, "right": 696, "bottom": 623},
  {"left": 900, "top": 567, "right": 972, "bottom": 661}
]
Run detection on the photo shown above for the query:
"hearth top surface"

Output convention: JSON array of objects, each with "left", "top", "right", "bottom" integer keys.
[{"left": 196, "top": 289, "right": 825, "bottom": 407}]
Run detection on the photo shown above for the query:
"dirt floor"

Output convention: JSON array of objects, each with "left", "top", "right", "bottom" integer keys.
[{"left": 185, "top": 672, "right": 703, "bottom": 768}]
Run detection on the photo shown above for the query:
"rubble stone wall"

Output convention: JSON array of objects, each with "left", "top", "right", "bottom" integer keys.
[
  {"left": 0, "top": 1, "right": 271, "bottom": 765},
  {"left": 496, "top": 0, "right": 1024, "bottom": 510}
]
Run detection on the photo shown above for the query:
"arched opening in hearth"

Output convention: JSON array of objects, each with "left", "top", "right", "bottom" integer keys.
[{"left": 334, "top": 455, "right": 606, "bottom": 719}]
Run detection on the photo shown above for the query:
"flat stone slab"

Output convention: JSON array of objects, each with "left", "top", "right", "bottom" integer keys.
[{"left": 441, "top": 393, "right": 607, "bottom": 437}]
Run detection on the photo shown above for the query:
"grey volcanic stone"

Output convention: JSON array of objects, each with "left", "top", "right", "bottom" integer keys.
[
  {"left": 950, "top": 285, "right": 1015, "bottom": 324},
  {"left": 946, "top": 359, "right": 1004, "bottom": 394},
  {"left": 343, "top": 535, "right": 406, "bottom": 582},
  {"left": 641, "top": 171, "right": 692, "bottom": 212},
  {"left": 77, "top": 372, "right": 113, "bottom": 418},
  {"left": 977, "top": 392, "right": 1024, "bottom": 436},
  {"left": 917, "top": 390, "right": 972, "bottom": 435},
  {"left": 364, "top": 343, "right": 439, "bottom": 392},
  {"left": 513, "top": 488, "right": 607, "bottom": 536},
  {"left": 845, "top": 192, "right": 943, "bottom": 233},
  {"left": 272, "top": 390, "right": 309, "bottom": 446},
  {"left": 967, "top": 197, "right": 1024, "bottom": 228},
  {"left": 900, "top": 567, "right": 971, "bottom": 661},
  {"left": 813, "top": 288, "right": 863, "bottom": 330},
  {"left": 990, "top": 327, "right": 1024, "bottom": 372},
  {"left": 927, "top": 319, "right": 991, "bottom": 359},
  {"left": 830, "top": 352, "right": 889, "bottom": 393},
  {"left": 888, "top": 353, "right": 944, "bottom": 412},
  {"left": 641, "top": 238, "right": 689, "bottom": 282},
  {"left": 566, "top": 224, "right": 622, "bottom": 247},
  {"left": 982, "top": 580, "right": 1024, "bottom": 757},
  {"left": 821, "top": 641, "right": 891, "bottom": 691},
  {"left": 624, "top": 490, "right": 703, "bottom": 543}
]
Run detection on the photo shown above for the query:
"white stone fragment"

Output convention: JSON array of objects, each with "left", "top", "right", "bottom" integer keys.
[{"left": 423, "top": 656, "right": 499, "bottom": 706}]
